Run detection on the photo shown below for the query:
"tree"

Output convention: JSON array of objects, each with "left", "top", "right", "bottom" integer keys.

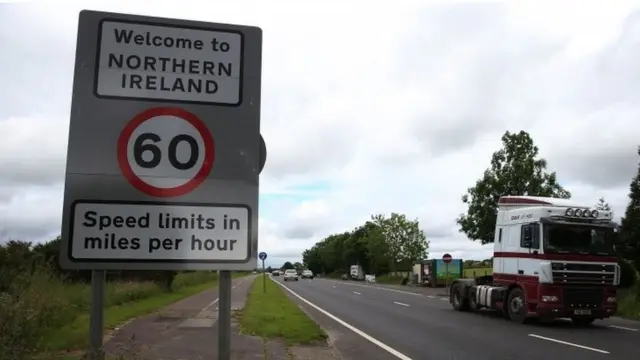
[
  {"left": 373, "top": 213, "right": 429, "bottom": 271},
  {"left": 301, "top": 213, "right": 426, "bottom": 276},
  {"left": 595, "top": 197, "right": 613, "bottom": 217},
  {"left": 293, "top": 262, "right": 303, "bottom": 272},
  {"left": 266, "top": 266, "right": 272, "bottom": 273},
  {"left": 619, "top": 147, "right": 640, "bottom": 270},
  {"left": 457, "top": 130, "right": 571, "bottom": 244},
  {"left": 282, "top": 261, "right": 294, "bottom": 270}
]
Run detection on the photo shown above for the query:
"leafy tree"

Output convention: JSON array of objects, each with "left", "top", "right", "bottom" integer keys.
[
  {"left": 266, "top": 266, "right": 273, "bottom": 273},
  {"left": 619, "top": 147, "right": 640, "bottom": 270},
  {"left": 293, "top": 262, "right": 303, "bottom": 272},
  {"left": 457, "top": 130, "right": 571, "bottom": 244},
  {"left": 595, "top": 197, "right": 613, "bottom": 217},
  {"left": 373, "top": 213, "right": 428, "bottom": 271},
  {"left": 282, "top": 261, "right": 294, "bottom": 270},
  {"left": 301, "top": 213, "right": 427, "bottom": 276}
]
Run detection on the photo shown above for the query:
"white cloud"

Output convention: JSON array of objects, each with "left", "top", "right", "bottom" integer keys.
[{"left": 2, "top": 0, "right": 640, "bottom": 266}]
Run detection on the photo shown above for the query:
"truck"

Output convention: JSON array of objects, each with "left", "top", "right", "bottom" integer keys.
[
  {"left": 350, "top": 264, "right": 365, "bottom": 280},
  {"left": 450, "top": 195, "right": 620, "bottom": 326}
]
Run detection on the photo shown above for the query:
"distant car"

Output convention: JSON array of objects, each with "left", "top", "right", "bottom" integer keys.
[
  {"left": 301, "top": 270, "right": 314, "bottom": 279},
  {"left": 272, "top": 270, "right": 280, "bottom": 276},
  {"left": 341, "top": 274, "right": 348, "bottom": 280},
  {"left": 283, "top": 269, "right": 299, "bottom": 281}
]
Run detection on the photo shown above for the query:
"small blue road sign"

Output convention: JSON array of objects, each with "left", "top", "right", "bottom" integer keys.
[{"left": 259, "top": 252, "right": 267, "bottom": 261}]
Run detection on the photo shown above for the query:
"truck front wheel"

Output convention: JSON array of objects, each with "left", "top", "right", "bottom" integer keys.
[{"left": 507, "top": 288, "right": 527, "bottom": 323}]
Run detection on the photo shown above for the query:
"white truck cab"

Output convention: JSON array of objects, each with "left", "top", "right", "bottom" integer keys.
[{"left": 451, "top": 196, "right": 620, "bottom": 325}]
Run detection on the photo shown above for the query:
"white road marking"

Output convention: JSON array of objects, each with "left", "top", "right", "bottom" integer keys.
[
  {"left": 427, "top": 295, "right": 435, "bottom": 299},
  {"left": 200, "top": 277, "right": 247, "bottom": 312},
  {"left": 440, "top": 297, "right": 448, "bottom": 301},
  {"left": 202, "top": 298, "right": 219, "bottom": 311},
  {"left": 329, "top": 280, "right": 422, "bottom": 297},
  {"left": 528, "top": 334, "right": 610, "bottom": 354},
  {"left": 353, "top": 291, "right": 361, "bottom": 295},
  {"left": 394, "top": 301, "right": 410, "bottom": 307},
  {"left": 609, "top": 325, "right": 638, "bottom": 332},
  {"left": 274, "top": 279, "right": 413, "bottom": 360}
]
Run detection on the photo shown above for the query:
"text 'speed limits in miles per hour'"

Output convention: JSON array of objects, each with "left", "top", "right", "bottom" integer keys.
[
  {"left": 69, "top": 201, "right": 251, "bottom": 262},
  {"left": 95, "top": 19, "right": 243, "bottom": 105}
]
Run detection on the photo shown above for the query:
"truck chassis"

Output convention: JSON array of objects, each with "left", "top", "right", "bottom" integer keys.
[{"left": 449, "top": 276, "right": 611, "bottom": 326}]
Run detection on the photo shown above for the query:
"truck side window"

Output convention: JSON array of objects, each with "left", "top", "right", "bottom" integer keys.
[
  {"left": 520, "top": 225, "right": 530, "bottom": 247},
  {"left": 531, "top": 223, "right": 540, "bottom": 249},
  {"left": 520, "top": 223, "right": 540, "bottom": 249}
]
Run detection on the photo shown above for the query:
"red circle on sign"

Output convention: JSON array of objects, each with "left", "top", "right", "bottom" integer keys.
[
  {"left": 117, "top": 107, "right": 214, "bottom": 198},
  {"left": 442, "top": 253, "right": 452, "bottom": 264}
]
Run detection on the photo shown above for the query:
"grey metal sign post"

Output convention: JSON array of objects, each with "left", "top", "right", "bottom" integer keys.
[
  {"left": 60, "top": 10, "right": 262, "bottom": 360},
  {"left": 259, "top": 252, "right": 267, "bottom": 292}
]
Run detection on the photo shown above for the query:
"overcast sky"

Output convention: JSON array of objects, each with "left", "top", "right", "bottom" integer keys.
[{"left": 1, "top": 0, "right": 640, "bottom": 267}]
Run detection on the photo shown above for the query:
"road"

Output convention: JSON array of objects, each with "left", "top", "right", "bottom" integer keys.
[{"left": 272, "top": 276, "right": 639, "bottom": 360}]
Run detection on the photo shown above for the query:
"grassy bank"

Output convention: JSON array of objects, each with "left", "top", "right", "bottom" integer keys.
[
  {"left": 463, "top": 267, "right": 492, "bottom": 278},
  {"left": 1, "top": 270, "right": 244, "bottom": 360},
  {"left": 375, "top": 274, "right": 405, "bottom": 284},
  {"left": 239, "top": 277, "right": 327, "bottom": 345},
  {"left": 618, "top": 287, "right": 640, "bottom": 319}
]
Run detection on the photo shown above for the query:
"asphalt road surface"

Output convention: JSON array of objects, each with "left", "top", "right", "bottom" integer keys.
[{"left": 272, "top": 276, "right": 639, "bottom": 360}]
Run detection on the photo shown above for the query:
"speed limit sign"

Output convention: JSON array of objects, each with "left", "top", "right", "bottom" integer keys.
[{"left": 117, "top": 107, "right": 215, "bottom": 197}]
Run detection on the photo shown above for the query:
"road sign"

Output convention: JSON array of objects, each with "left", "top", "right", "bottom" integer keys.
[
  {"left": 118, "top": 107, "right": 215, "bottom": 197},
  {"left": 442, "top": 253, "right": 452, "bottom": 264},
  {"left": 259, "top": 252, "right": 267, "bottom": 260},
  {"left": 59, "top": 10, "right": 263, "bottom": 271}
]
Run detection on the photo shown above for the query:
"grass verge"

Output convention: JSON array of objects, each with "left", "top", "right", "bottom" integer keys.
[
  {"left": 42, "top": 279, "right": 218, "bottom": 352},
  {"left": 463, "top": 267, "right": 492, "bottom": 278},
  {"left": 618, "top": 287, "right": 640, "bottom": 320},
  {"left": 238, "top": 277, "right": 327, "bottom": 345}
]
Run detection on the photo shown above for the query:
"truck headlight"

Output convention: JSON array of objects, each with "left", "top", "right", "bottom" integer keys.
[
  {"left": 542, "top": 295, "right": 559, "bottom": 302},
  {"left": 606, "top": 296, "right": 617, "bottom": 303}
]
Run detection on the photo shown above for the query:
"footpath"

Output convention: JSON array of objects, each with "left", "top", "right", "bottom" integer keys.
[{"left": 103, "top": 275, "right": 341, "bottom": 360}]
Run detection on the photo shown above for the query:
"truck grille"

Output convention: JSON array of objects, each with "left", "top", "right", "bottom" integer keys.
[
  {"left": 551, "top": 262, "right": 617, "bottom": 286},
  {"left": 563, "top": 287, "right": 604, "bottom": 308}
]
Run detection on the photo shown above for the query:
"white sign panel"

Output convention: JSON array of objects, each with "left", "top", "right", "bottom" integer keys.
[
  {"left": 70, "top": 201, "right": 250, "bottom": 261},
  {"left": 95, "top": 20, "right": 243, "bottom": 105}
]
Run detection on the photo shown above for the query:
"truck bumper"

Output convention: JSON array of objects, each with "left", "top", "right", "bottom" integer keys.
[{"left": 534, "top": 302, "right": 617, "bottom": 319}]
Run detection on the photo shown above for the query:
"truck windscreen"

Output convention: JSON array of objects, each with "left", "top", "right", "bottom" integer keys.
[{"left": 543, "top": 223, "right": 615, "bottom": 255}]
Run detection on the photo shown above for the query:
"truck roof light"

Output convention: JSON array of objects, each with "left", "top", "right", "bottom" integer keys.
[
  {"left": 565, "top": 208, "right": 574, "bottom": 216},
  {"left": 591, "top": 210, "right": 599, "bottom": 218},
  {"left": 575, "top": 209, "right": 583, "bottom": 217}
]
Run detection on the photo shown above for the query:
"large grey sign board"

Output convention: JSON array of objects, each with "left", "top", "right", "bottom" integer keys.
[{"left": 60, "top": 10, "right": 262, "bottom": 271}]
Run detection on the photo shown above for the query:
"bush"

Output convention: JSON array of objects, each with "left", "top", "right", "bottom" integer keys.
[{"left": 618, "top": 259, "right": 638, "bottom": 289}]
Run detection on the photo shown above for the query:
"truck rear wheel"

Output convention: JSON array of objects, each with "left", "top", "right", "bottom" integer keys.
[
  {"left": 451, "top": 283, "right": 469, "bottom": 311},
  {"left": 507, "top": 288, "right": 527, "bottom": 323}
]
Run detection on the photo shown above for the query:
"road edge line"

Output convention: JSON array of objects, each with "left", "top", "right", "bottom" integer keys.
[
  {"left": 272, "top": 278, "right": 413, "bottom": 360},
  {"left": 527, "top": 334, "right": 610, "bottom": 354}
]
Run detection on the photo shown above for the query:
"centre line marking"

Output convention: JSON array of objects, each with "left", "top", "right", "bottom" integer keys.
[{"left": 394, "top": 301, "right": 410, "bottom": 307}]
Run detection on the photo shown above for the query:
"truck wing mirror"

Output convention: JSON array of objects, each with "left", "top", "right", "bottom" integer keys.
[{"left": 523, "top": 238, "right": 533, "bottom": 248}]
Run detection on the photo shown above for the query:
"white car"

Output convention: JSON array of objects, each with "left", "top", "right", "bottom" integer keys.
[
  {"left": 301, "top": 270, "right": 314, "bottom": 279},
  {"left": 283, "top": 269, "right": 299, "bottom": 281}
]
